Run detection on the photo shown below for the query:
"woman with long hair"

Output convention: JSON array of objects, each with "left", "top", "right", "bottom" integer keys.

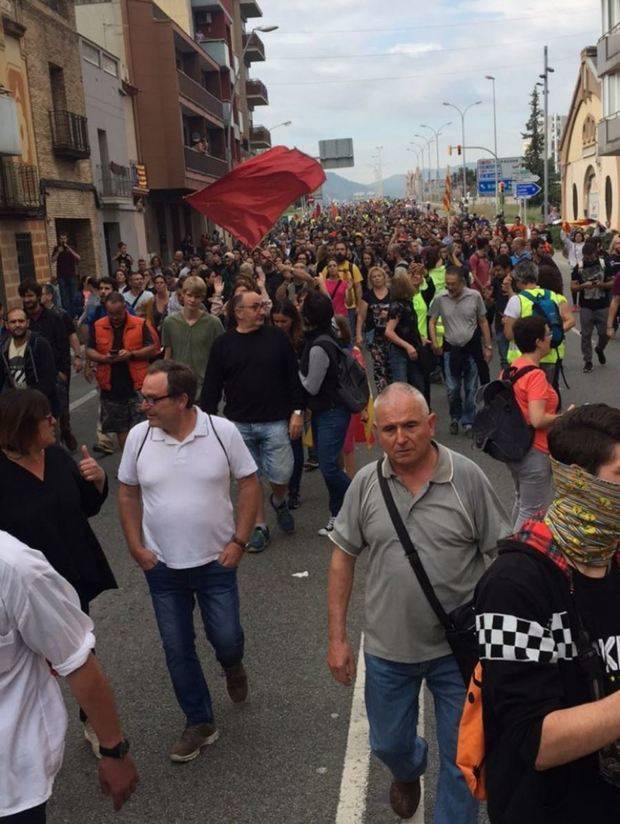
[
  {"left": 355, "top": 265, "right": 391, "bottom": 392},
  {"left": 151, "top": 273, "right": 170, "bottom": 333},
  {"left": 359, "top": 247, "right": 376, "bottom": 285},
  {"left": 318, "top": 258, "right": 348, "bottom": 317},
  {"left": 385, "top": 271, "right": 428, "bottom": 401}
]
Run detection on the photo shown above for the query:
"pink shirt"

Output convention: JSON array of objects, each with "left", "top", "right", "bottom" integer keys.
[{"left": 325, "top": 278, "right": 348, "bottom": 316}]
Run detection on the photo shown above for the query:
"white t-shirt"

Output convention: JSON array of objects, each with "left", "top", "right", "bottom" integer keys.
[
  {"left": 0, "top": 532, "right": 95, "bottom": 816},
  {"left": 503, "top": 294, "right": 522, "bottom": 319},
  {"left": 118, "top": 409, "right": 257, "bottom": 569}
]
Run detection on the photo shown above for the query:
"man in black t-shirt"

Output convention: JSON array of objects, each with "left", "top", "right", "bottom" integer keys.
[
  {"left": 476, "top": 404, "right": 620, "bottom": 824},
  {"left": 571, "top": 241, "right": 613, "bottom": 373},
  {"left": 51, "top": 233, "right": 81, "bottom": 313}
]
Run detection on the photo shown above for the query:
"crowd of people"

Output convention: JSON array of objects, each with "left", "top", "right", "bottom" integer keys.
[{"left": 0, "top": 198, "right": 619, "bottom": 824}]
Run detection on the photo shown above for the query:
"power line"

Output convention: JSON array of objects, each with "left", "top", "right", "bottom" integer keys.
[
  {"left": 269, "top": 30, "right": 597, "bottom": 60},
  {"left": 278, "top": 10, "right": 593, "bottom": 35},
  {"left": 267, "top": 53, "right": 580, "bottom": 86}
]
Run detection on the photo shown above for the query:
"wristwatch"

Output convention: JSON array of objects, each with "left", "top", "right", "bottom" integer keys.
[
  {"left": 230, "top": 535, "right": 246, "bottom": 549},
  {"left": 99, "top": 738, "right": 130, "bottom": 759}
]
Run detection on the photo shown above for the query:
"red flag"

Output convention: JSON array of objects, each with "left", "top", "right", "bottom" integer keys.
[{"left": 184, "top": 146, "right": 325, "bottom": 248}]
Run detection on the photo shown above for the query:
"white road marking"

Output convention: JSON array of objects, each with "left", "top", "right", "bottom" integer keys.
[
  {"left": 335, "top": 634, "right": 426, "bottom": 823},
  {"left": 69, "top": 388, "right": 97, "bottom": 411},
  {"left": 571, "top": 327, "right": 581, "bottom": 337}
]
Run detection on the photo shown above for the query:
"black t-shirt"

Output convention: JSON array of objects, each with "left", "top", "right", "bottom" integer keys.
[
  {"left": 573, "top": 567, "right": 620, "bottom": 697},
  {"left": 388, "top": 299, "right": 421, "bottom": 347},
  {"left": 575, "top": 260, "right": 612, "bottom": 310},
  {"left": 605, "top": 252, "right": 620, "bottom": 280},
  {"left": 54, "top": 247, "right": 77, "bottom": 280},
  {"left": 362, "top": 288, "right": 390, "bottom": 337},
  {"left": 88, "top": 320, "right": 153, "bottom": 400}
]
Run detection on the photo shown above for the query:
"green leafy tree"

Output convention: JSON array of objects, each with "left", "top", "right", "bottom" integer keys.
[{"left": 522, "top": 86, "right": 545, "bottom": 205}]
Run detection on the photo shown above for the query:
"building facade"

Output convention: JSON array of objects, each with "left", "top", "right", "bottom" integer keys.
[
  {"left": 598, "top": 0, "right": 620, "bottom": 155},
  {"left": 559, "top": 47, "right": 620, "bottom": 228}
]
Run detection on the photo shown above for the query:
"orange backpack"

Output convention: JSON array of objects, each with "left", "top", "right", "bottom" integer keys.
[{"left": 456, "top": 662, "right": 487, "bottom": 800}]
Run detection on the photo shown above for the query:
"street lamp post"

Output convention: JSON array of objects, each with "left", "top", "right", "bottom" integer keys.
[
  {"left": 410, "top": 141, "right": 426, "bottom": 199},
  {"left": 414, "top": 134, "right": 433, "bottom": 202},
  {"left": 442, "top": 100, "right": 481, "bottom": 204},
  {"left": 407, "top": 145, "right": 423, "bottom": 200},
  {"left": 420, "top": 121, "right": 452, "bottom": 203},
  {"left": 227, "top": 25, "right": 278, "bottom": 169},
  {"left": 539, "top": 46, "right": 554, "bottom": 224},
  {"left": 485, "top": 75, "right": 499, "bottom": 216},
  {"left": 267, "top": 120, "right": 292, "bottom": 131}
]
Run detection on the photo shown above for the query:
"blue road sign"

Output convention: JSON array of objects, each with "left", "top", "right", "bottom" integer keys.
[
  {"left": 477, "top": 179, "right": 514, "bottom": 196},
  {"left": 515, "top": 182, "right": 542, "bottom": 199}
]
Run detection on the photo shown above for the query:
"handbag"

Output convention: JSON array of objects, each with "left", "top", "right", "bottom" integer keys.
[{"left": 376, "top": 459, "right": 478, "bottom": 685}]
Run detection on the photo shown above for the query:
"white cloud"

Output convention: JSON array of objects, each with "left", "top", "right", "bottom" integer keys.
[{"left": 389, "top": 42, "right": 443, "bottom": 56}]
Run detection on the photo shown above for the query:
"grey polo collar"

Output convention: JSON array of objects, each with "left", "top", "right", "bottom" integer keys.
[
  {"left": 381, "top": 441, "right": 454, "bottom": 484},
  {"left": 149, "top": 407, "right": 208, "bottom": 445}
]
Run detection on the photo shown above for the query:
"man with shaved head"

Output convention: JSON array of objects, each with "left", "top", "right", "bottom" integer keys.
[{"left": 327, "top": 382, "right": 510, "bottom": 820}]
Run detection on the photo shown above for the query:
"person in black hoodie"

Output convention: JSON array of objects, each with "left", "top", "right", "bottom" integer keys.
[
  {"left": 476, "top": 403, "right": 620, "bottom": 824},
  {"left": 0, "top": 307, "right": 58, "bottom": 413}
]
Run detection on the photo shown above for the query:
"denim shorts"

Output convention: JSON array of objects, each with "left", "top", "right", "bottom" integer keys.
[{"left": 234, "top": 420, "right": 294, "bottom": 485}]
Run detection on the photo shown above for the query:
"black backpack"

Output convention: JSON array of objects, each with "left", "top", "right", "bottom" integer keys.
[
  {"left": 471, "top": 365, "right": 539, "bottom": 463},
  {"left": 315, "top": 335, "right": 370, "bottom": 413}
]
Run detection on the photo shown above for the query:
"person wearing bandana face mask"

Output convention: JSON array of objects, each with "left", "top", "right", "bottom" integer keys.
[{"left": 475, "top": 403, "right": 620, "bottom": 824}]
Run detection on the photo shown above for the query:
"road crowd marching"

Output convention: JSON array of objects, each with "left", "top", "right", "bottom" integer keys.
[{"left": 0, "top": 199, "right": 619, "bottom": 824}]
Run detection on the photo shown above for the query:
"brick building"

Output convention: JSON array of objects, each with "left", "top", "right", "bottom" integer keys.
[{"left": 0, "top": 0, "right": 101, "bottom": 306}]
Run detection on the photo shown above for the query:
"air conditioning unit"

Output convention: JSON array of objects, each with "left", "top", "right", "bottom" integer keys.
[{"left": 194, "top": 11, "right": 212, "bottom": 25}]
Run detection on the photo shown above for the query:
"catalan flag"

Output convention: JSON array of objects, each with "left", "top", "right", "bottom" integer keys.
[{"left": 442, "top": 166, "right": 452, "bottom": 213}]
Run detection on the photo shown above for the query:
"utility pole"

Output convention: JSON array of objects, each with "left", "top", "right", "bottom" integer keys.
[
  {"left": 420, "top": 122, "right": 451, "bottom": 205},
  {"left": 539, "top": 46, "right": 554, "bottom": 224},
  {"left": 485, "top": 75, "right": 499, "bottom": 216},
  {"left": 443, "top": 100, "right": 481, "bottom": 205}
]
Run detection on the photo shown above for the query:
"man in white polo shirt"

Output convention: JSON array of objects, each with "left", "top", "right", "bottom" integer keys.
[{"left": 117, "top": 360, "right": 260, "bottom": 764}]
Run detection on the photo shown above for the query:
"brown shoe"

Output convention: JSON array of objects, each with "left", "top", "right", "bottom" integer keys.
[
  {"left": 169, "top": 723, "right": 219, "bottom": 763},
  {"left": 225, "top": 662, "right": 248, "bottom": 703},
  {"left": 389, "top": 778, "right": 421, "bottom": 820}
]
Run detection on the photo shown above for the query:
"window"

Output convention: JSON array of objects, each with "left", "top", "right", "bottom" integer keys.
[
  {"left": 101, "top": 53, "right": 118, "bottom": 77},
  {"left": 603, "top": 0, "right": 620, "bottom": 33},
  {"left": 15, "top": 233, "right": 35, "bottom": 282},
  {"left": 606, "top": 175, "right": 613, "bottom": 223},
  {"left": 83, "top": 42, "right": 100, "bottom": 67},
  {"left": 572, "top": 183, "right": 579, "bottom": 220},
  {"left": 49, "top": 64, "right": 67, "bottom": 112},
  {"left": 603, "top": 73, "right": 620, "bottom": 117}
]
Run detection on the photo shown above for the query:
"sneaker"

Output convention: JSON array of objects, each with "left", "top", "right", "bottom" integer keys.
[
  {"left": 270, "top": 495, "right": 295, "bottom": 533},
  {"left": 595, "top": 346, "right": 607, "bottom": 365},
  {"left": 224, "top": 662, "right": 248, "bottom": 703},
  {"left": 169, "top": 723, "right": 219, "bottom": 763},
  {"left": 318, "top": 516, "right": 336, "bottom": 537},
  {"left": 449, "top": 420, "right": 459, "bottom": 435},
  {"left": 462, "top": 424, "right": 473, "bottom": 437},
  {"left": 246, "top": 525, "right": 270, "bottom": 553},
  {"left": 83, "top": 721, "right": 101, "bottom": 759},
  {"left": 304, "top": 458, "right": 319, "bottom": 472},
  {"left": 288, "top": 493, "right": 301, "bottom": 510},
  {"left": 583, "top": 361, "right": 593, "bottom": 373},
  {"left": 92, "top": 443, "right": 115, "bottom": 456}
]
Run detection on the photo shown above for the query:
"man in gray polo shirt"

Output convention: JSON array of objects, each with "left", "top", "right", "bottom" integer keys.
[
  {"left": 327, "top": 383, "right": 510, "bottom": 821},
  {"left": 429, "top": 265, "right": 493, "bottom": 435}
]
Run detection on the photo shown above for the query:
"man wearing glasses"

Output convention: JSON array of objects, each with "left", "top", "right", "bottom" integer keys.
[
  {"left": 201, "top": 288, "right": 304, "bottom": 552},
  {"left": 118, "top": 360, "right": 260, "bottom": 763},
  {"left": 86, "top": 293, "right": 160, "bottom": 450}
]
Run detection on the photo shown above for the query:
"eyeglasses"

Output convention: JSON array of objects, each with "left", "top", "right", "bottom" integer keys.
[
  {"left": 138, "top": 393, "right": 177, "bottom": 407},
  {"left": 243, "top": 301, "right": 269, "bottom": 311}
]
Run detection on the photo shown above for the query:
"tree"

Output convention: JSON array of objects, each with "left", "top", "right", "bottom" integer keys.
[{"left": 522, "top": 86, "right": 545, "bottom": 205}]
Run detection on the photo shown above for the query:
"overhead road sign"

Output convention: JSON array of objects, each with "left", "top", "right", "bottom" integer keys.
[{"left": 515, "top": 182, "right": 542, "bottom": 199}]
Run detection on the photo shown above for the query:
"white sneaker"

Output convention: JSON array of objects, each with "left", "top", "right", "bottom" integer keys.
[
  {"left": 83, "top": 721, "right": 101, "bottom": 759},
  {"left": 318, "top": 517, "right": 336, "bottom": 537}
]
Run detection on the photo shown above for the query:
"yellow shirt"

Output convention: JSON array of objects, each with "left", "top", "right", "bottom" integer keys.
[{"left": 320, "top": 260, "right": 363, "bottom": 310}]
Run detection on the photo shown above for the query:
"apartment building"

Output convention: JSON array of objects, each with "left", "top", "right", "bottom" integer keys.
[{"left": 598, "top": 0, "right": 620, "bottom": 155}]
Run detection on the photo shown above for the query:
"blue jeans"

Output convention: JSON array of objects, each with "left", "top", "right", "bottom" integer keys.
[
  {"left": 289, "top": 435, "right": 304, "bottom": 497},
  {"left": 443, "top": 353, "right": 478, "bottom": 427},
  {"left": 389, "top": 345, "right": 430, "bottom": 405},
  {"left": 365, "top": 652, "right": 478, "bottom": 824},
  {"left": 234, "top": 420, "right": 294, "bottom": 486},
  {"left": 311, "top": 406, "right": 351, "bottom": 516},
  {"left": 495, "top": 328, "right": 509, "bottom": 370},
  {"left": 144, "top": 560, "right": 244, "bottom": 726}
]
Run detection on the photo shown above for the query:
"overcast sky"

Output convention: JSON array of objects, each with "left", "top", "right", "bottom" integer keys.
[{"left": 254, "top": 0, "right": 601, "bottom": 184}]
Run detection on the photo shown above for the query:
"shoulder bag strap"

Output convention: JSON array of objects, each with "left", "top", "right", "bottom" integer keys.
[
  {"left": 208, "top": 414, "right": 231, "bottom": 471},
  {"left": 375, "top": 458, "right": 450, "bottom": 629}
]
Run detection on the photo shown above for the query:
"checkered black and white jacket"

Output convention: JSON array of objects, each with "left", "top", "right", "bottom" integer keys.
[{"left": 475, "top": 537, "right": 620, "bottom": 824}]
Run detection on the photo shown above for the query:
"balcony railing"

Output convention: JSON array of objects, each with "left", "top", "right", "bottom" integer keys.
[
  {"left": 239, "top": 0, "right": 262, "bottom": 19},
  {"left": 184, "top": 146, "right": 228, "bottom": 178},
  {"left": 0, "top": 159, "right": 43, "bottom": 215},
  {"left": 50, "top": 109, "right": 90, "bottom": 159},
  {"left": 195, "top": 38, "right": 231, "bottom": 71},
  {"left": 242, "top": 31, "right": 265, "bottom": 62},
  {"left": 177, "top": 70, "right": 224, "bottom": 121},
  {"left": 250, "top": 124, "right": 271, "bottom": 148},
  {"left": 245, "top": 78, "right": 268, "bottom": 106},
  {"left": 97, "top": 164, "right": 133, "bottom": 199}
]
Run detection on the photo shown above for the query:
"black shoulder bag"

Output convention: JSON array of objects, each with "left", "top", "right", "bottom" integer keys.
[{"left": 376, "top": 458, "right": 478, "bottom": 685}]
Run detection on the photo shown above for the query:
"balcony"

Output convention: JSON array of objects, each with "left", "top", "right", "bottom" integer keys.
[
  {"left": 598, "top": 29, "right": 620, "bottom": 78},
  {"left": 243, "top": 31, "right": 265, "bottom": 62},
  {"left": 0, "top": 159, "right": 44, "bottom": 216},
  {"left": 250, "top": 124, "right": 271, "bottom": 149},
  {"left": 97, "top": 164, "right": 133, "bottom": 200},
  {"left": 184, "top": 146, "right": 228, "bottom": 178},
  {"left": 49, "top": 109, "right": 90, "bottom": 159},
  {"left": 246, "top": 78, "right": 268, "bottom": 108},
  {"left": 190, "top": 0, "right": 233, "bottom": 16},
  {"left": 598, "top": 115, "right": 620, "bottom": 156},
  {"left": 195, "top": 37, "right": 231, "bottom": 71},
  {"left": 240, "top": 0, "right": 262, "bottom": 20},
  {"left": 177, "top": 70, "right": 224, "bottom": 121}
]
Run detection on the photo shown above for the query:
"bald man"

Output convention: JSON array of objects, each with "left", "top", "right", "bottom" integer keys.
[{"left": 327, "top": 383, "right": 510, "bottom": 820}]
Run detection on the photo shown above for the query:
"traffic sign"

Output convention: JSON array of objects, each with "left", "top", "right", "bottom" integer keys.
[
  {"left": 477, "top": 179, "right": 514, "bottom": 195},
  {"left": 515, "top": 182, "right": 542, "bottom": 199},
  {"left": 513, "top": 170, "right": 540, "bottom": 183}
]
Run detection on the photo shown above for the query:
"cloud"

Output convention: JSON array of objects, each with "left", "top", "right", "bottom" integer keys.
[{"left": 389, "top": 42, "right": 443, "bottom": 56}]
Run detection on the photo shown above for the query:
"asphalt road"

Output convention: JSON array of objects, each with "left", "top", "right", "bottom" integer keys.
[{"left": 48, "top": 263, "right": 618, "bottom": 824}]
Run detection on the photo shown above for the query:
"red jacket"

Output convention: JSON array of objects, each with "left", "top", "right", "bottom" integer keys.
[{"left": 92, "top": 313, "right": 156, "bottom": 391}]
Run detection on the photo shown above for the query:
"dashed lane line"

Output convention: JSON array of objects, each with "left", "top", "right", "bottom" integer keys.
[{"left": 69, "top": 388, "right": 98, "bottom": 412}]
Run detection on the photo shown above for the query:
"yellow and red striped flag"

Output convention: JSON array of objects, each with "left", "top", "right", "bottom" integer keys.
[{"left": 442, "top": 166, "right": 452, "bottom": 213}]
